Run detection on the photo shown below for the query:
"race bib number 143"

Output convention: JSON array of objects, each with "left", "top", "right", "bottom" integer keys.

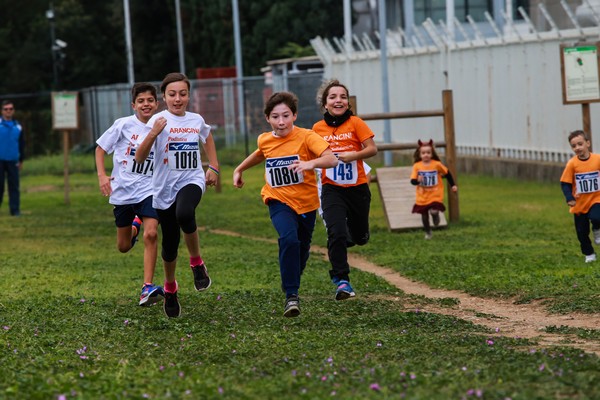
[{"left": 265, "top": 155, "right": 303, "bottom": 188}]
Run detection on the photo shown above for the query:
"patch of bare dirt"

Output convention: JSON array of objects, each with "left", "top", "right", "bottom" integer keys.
[{"left": 208, "top": 228, "right": 600, "bottom": 355}]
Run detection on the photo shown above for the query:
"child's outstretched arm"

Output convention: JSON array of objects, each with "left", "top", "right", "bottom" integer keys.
[
  {"left": 233, "top": 150, "right": 265, "bottom": 188},
  {"left": 444, "top": 171, "right": 458, "bottom": 192},
  {"left": 560, "top": 181, "right": 576, "bottom": 206},
  {"left": 202, "top": 133, "right": 220, "bottom": 187},
  {"left": 289, "top": 148, "right": 337, "bottom": 174}
]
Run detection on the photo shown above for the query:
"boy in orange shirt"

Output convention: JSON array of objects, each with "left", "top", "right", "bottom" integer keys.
[
  {"left": 560, "top": 130, "right": 600, "bottom": 262},
  {"left": 233, "top": 92, "right": 337, "bottom": 317}
]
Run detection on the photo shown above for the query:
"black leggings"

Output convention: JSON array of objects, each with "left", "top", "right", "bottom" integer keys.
[{"left": 156, "top": 184, "right": 203, "bottom": 262}]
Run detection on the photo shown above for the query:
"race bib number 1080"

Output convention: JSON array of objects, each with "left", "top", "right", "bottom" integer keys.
[
  {"left": 265, "top": 155, "right": 303, "bottom": 188},
  {"left": 575, "top": 171, "right": 600, "bottom": 194},
  {"left": 168, "top": 142, "right": 200, "bottom": 170}
]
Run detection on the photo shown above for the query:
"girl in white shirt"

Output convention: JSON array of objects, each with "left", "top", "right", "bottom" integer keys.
[{"left": 136, "top": 73, "right": 220, "bottom": 318}]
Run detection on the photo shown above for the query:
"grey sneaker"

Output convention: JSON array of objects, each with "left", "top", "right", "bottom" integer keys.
[
  {"left": 585, "top": 254, "right": 597, "bottom": 263},
  {"left": 593, "top": 229, "right": 600, "bottom": 245},
  {"left": 283, "top": 295, "right": 300, "bottom": 318}
]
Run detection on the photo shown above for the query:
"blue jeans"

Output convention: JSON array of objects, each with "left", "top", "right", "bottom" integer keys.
[
  {"left": 0, "top": 160, "right": 20, "bottom": 215},
  {"left": 268, "top": 200, "right": 316, "bottom": 298},
  {"left": 574, "top": 203, "right": 600, "bottom": 255}
]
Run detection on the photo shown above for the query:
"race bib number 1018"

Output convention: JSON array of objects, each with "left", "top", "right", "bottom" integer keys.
[
  {"left": 265, "top": 155, "right": 303, "bottom": 188},
  {"left": 575, "top": 171, "right": 600, "bottom": 194},
  {"left": 168, "top": 142, "right": 200, "bottom": 170}
]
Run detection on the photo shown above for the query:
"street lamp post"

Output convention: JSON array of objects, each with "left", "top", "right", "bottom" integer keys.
[{"left": 46, "top": 4, "right": 58, "bottom": 89}]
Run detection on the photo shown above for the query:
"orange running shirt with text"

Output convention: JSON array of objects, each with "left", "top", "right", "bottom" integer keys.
[
  {"left": 560, "top": 153, "right": 600, "bottom": 214},
  {"left": 256, "top": 126, "right": 330, "bottom": 214},
  {"left": 312, "top": 115, "right": 374, "bottom": 187},
  {"left": 410, "top": 160, "right": 449, "bottom": 206}
]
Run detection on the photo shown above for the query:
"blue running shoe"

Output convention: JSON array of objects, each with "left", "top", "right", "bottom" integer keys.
[
  {"left": 139, "top": 283, "right": 165, "bottom": 307},
  {"left": 131, "top": 216, "right": 142, "bottom": 248},
  {"left": 333, "top": 278, "right": 355, "bottom": 301}
]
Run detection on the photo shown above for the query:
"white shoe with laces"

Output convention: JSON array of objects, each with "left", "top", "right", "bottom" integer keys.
[
  {"left": 593, "top": 229, "right": 600, "bottom": 245},
  {"left": 585, "top": 254, "right": 597, "bottom": 263}
]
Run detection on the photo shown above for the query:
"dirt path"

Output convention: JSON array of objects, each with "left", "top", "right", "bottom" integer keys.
[{"left": 210, "top": 229, "right": 600, "bottom": 355}]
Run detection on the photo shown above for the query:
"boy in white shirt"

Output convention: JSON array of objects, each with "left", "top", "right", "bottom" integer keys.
[{"left": 95, "top": 82, "right": 164, "bottom": 306}]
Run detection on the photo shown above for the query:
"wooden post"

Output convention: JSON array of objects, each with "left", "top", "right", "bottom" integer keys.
[
  {"left": 442, "top": 90, "right": 459, "bottom": 222},
  {"left": 582, "top": 102, "right": 592, "bottom": 151},
  {"left": 63, "top": 130, "right": 70, "bottom": 205}
]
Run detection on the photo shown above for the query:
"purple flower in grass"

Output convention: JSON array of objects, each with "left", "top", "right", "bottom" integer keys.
[{"left": 370, "top": 383, "right": 381, "bottom": 391}]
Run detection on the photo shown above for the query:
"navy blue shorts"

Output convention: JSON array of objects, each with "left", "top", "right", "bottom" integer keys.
[{"left": 113, "top": 196, "right": 158, "bottom": 228}]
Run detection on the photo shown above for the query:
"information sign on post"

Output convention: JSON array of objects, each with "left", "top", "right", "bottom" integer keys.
[
  {"left": 51, "top": 91, "right": 79, "bottom": 205},
  {"left": 560, "top": 43, "right": 600, "bottom": 149},
  {"left": 52, "top": 91, "right": 79, "bottom": 130}
]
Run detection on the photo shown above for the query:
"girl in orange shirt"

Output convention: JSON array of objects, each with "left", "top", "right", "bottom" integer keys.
[
  {"left": 233, "top": 92, "right": 337, "bottom": 317},
  {"left": 410, "top": 140, "right": 457, "bottom": 239},
  {"left": 312, "top": 80, "right": 377, "bottom": 300}
]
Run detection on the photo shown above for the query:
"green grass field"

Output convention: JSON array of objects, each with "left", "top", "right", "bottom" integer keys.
[{"left": 1, "top": 157, "right": 600, "bottom": 399}]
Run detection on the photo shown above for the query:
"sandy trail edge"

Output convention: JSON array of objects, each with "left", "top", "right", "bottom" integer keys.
[{"left": 207, "top": 228, "right": 600, "bottom": 355}]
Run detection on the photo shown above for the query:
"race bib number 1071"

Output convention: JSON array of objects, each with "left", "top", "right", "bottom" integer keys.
[
  {"left": 168, "top": 142, "right": 200, "bottom": 170},
  {"left": 575, "top": 171, "right": 600, "bottom": 194},
  {"left": 418, "top": 170, "right": 438, "bottom": 187},
  {"left": 265, "top": 155, "right": 303, "bottom": 188}
]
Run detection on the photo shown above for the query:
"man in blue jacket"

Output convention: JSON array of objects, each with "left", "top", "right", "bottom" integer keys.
[{"left": 0, "top": 100, "right": 24, "bottom": 216}]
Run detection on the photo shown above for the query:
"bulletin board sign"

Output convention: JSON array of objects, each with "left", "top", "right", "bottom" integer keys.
[
  {"left": 560, "top": 43, "right": 600, "bottom": 104},
  {"left": 52, "top": 91, "right": 79, "bottom": 130}
]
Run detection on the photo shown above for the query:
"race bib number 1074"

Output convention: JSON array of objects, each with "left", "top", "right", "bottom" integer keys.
[
  {"left": 127, "top": 148, "right": 154, "bottom": 176},
  {"left": 575, "top": 171, "right": 600, "bottom": 194},
  {"left": 265, "top": 155, "right": 303, "bottom": 188}
]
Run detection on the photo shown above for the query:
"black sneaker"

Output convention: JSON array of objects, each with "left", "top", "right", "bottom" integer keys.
[
  {"left": 432, "top": 212, "right": 440, "bottom": 227},
  {"left": 164, "top": 291, "right": 181, "bottom": 318},
  {"left": 283, "top": 295, "right": 300, "bottom": 318},
  {"left": 191, "top": 263, "right": 211, "bottom": 291}
]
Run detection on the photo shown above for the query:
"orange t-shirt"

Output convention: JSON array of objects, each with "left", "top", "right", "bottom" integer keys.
[
  {"left": 256, "top": 126, "right": 330, "bottom": 214},
  {"left": 410, "top": 160, "right": 449, "bottom": 206},
  {"left": 560, "top": 153, "right": 600, "bottom": 214},
  {"left": 312, "top": 115, "right": 374, "bottom": 187}
]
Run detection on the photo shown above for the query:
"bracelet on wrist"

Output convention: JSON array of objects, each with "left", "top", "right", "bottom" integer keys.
[{"left": 208, "top": 165, "right": 220, "bottom": 175}]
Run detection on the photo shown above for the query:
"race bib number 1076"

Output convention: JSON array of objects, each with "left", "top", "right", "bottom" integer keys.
[
  {"left": 265, "top": 155, "right": 303, "bottom": 188},
  {"left": 575, "top": 171, "right": 600, "bottom": 194}
]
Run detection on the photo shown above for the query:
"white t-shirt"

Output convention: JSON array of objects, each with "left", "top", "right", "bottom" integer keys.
[
  {"left": 96, "top": 115, "right": 154, "bottom": 205},
  {"left": 145, "top": 110, "right": 211, "bottom": 210}
]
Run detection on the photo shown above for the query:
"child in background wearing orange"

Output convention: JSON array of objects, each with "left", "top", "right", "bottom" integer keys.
[
  {"left": 560, "top": 130, "right": 600, "bottom": 263},
  {"left": 233, "top": 92, "right": 337, "bottom": 317},
  {"left": 410, "top": 139, "right": 457, "bottom": 239}
]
